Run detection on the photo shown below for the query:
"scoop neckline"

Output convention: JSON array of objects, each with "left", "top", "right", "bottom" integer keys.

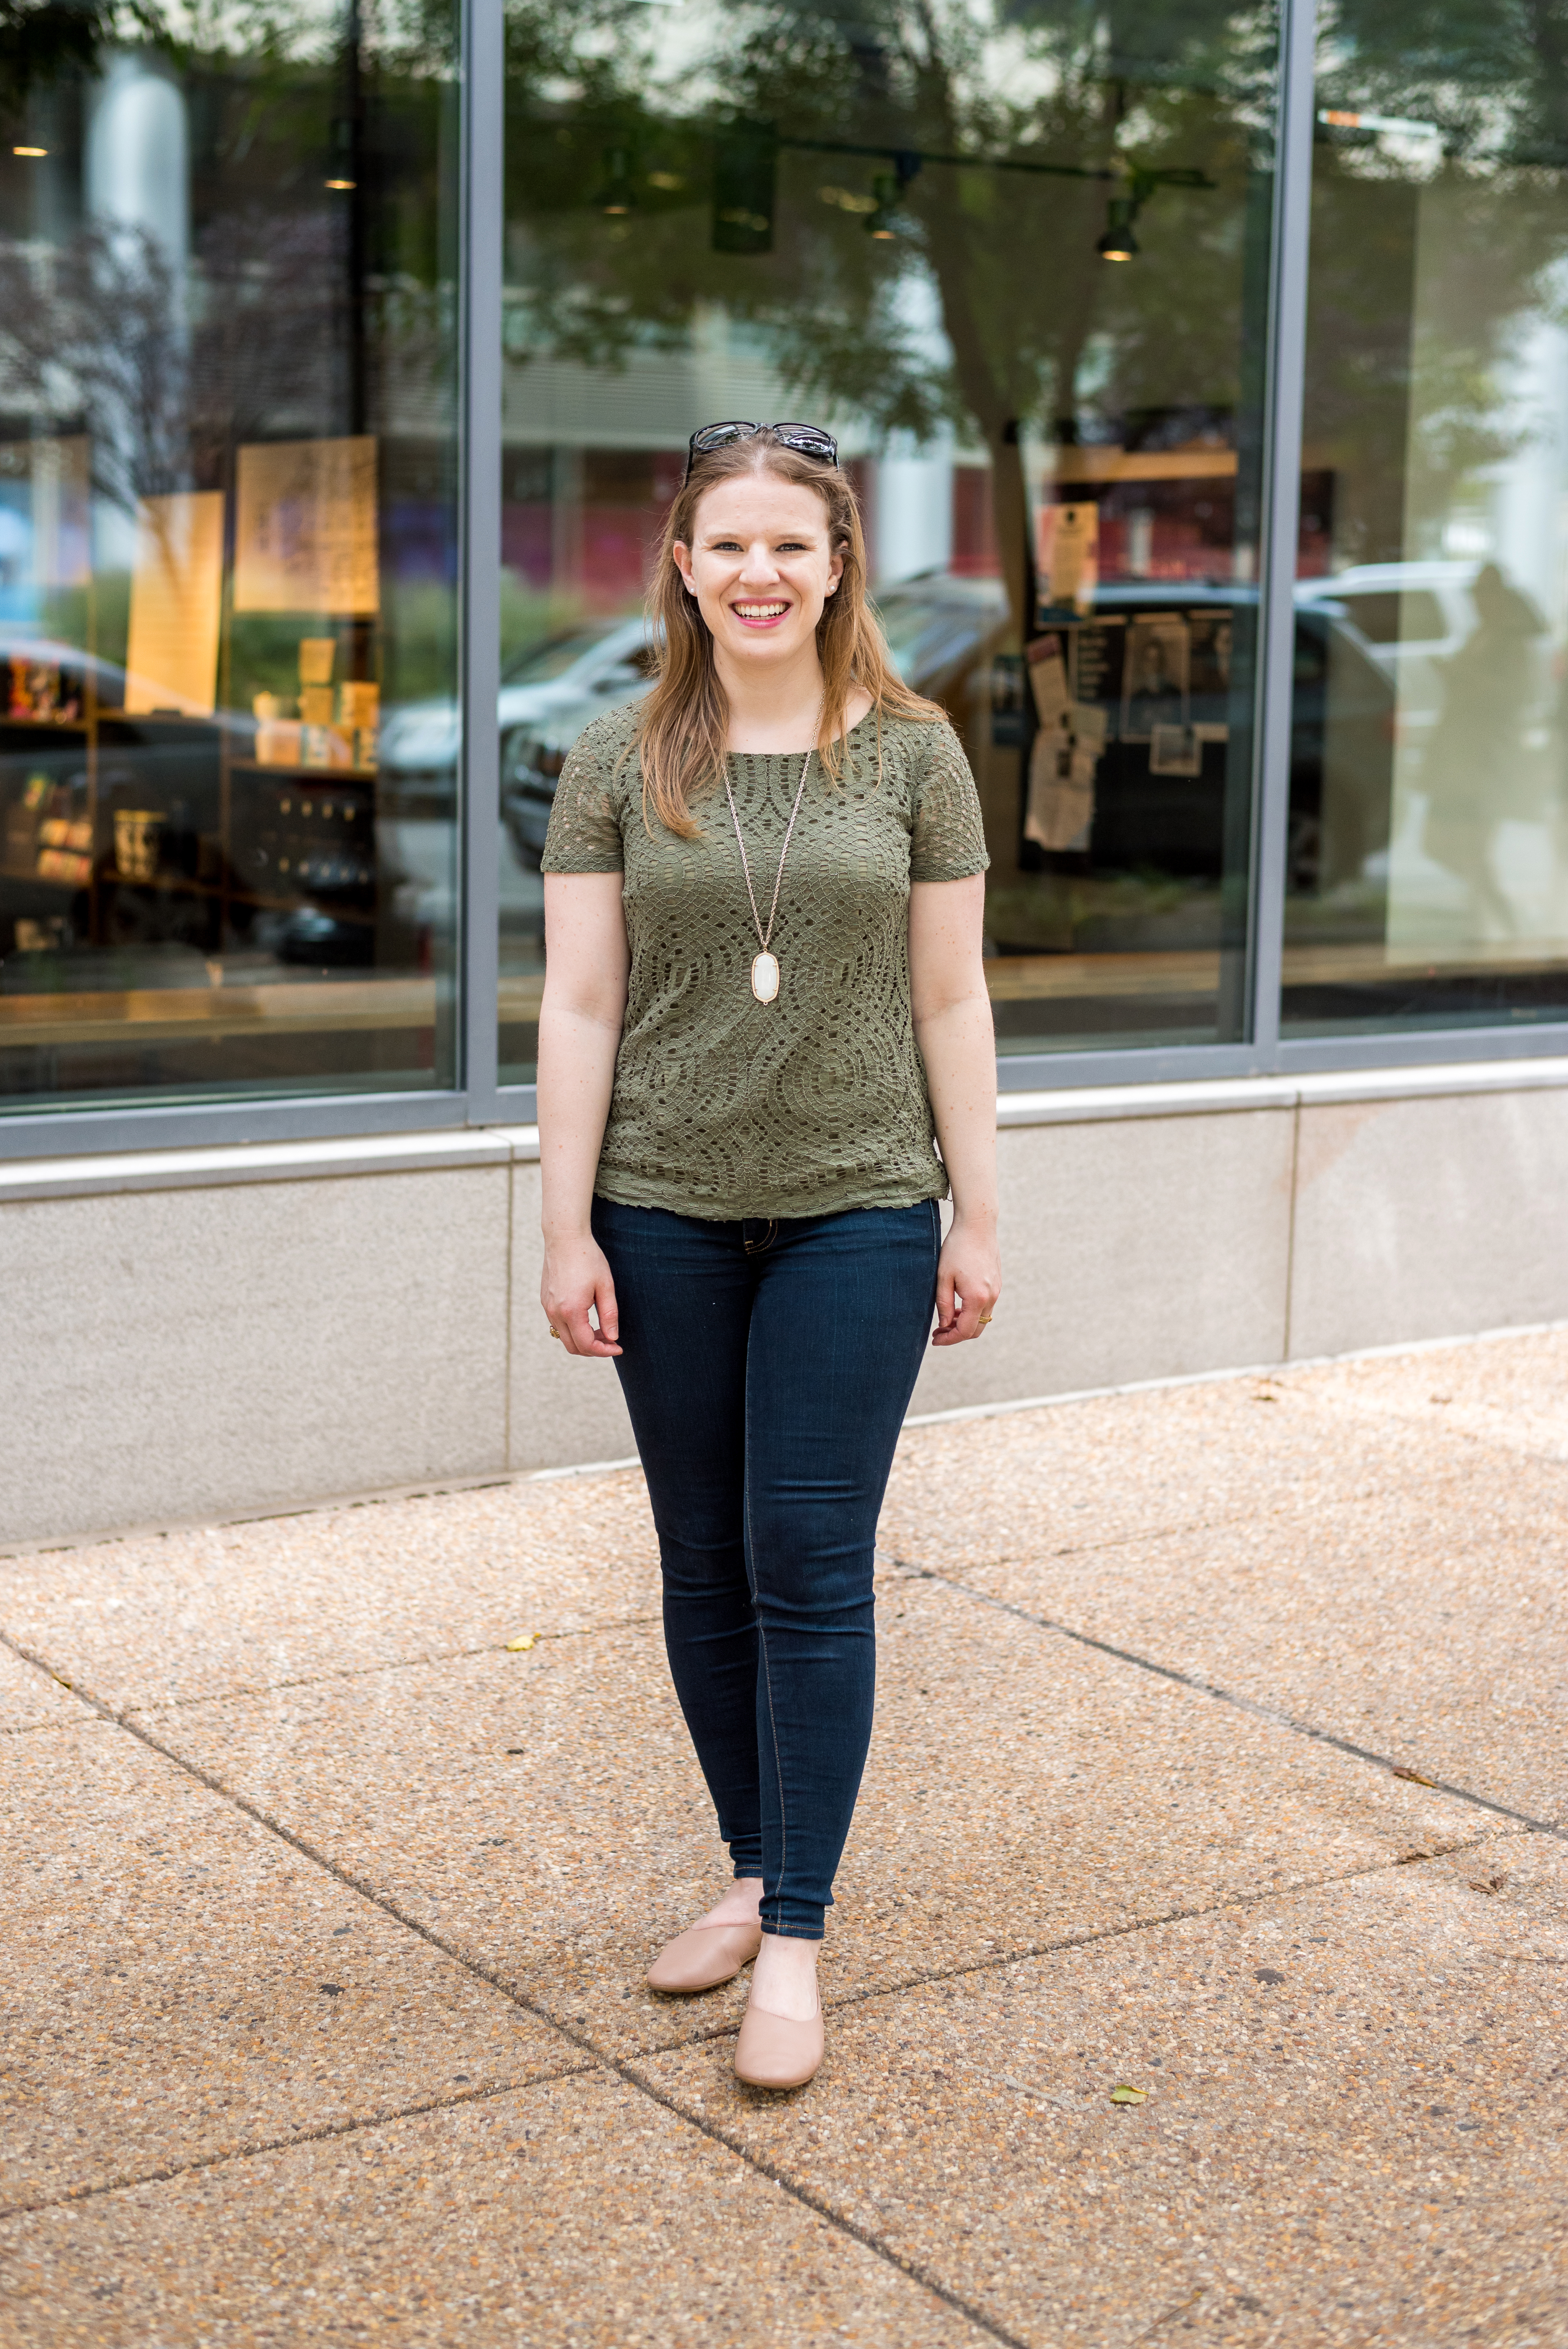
[{"left": 727, "top": 708, "right": 881, "bottom": 762}]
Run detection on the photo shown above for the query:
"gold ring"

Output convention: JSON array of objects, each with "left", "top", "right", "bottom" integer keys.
[
  {"left": 977, "top": 1314, "right": 993, "bottom": 1327},
  {"left": 546, "top": 1323, "right": 562, "bottom": 1341}
]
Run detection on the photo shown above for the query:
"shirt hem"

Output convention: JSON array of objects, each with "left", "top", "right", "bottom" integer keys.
[{"left": 593, "top": 1170, "right": 949, "bottom": 1222}]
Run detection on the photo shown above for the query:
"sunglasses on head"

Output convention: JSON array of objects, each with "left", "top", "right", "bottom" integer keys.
[{"left": 682, "top": 420, "right": 840, "bottom": 487}]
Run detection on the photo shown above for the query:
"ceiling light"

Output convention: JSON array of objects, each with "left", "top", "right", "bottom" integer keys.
[
  {"left": 1097, "top": 196, "right": 1140, "bottom": 260},
  {"left": 593, "top": 147, "right": 637, "bottom": 217},
  {"left": 14, "top": 145, "right": 47, "bottom": 158},
  {"left": 326, "top": 177, "right": 356, "bottom": 189},
  {"left": 865, "top": 172, "right": 905, "bottom": 239}
]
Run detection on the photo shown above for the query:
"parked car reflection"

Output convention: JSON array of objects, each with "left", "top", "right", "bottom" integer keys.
[
  {"left": 378, "top": 619, "right": 660, "bottom": 812},
  {"left": 499, "top": 576, "right": 1011, "bottom": 866},
  {"left": 1294, "top": 561, "right": 1550, "bottom": 775},
  {"left": 999, "top": 584, "right": 1395, "bottom": 898}
]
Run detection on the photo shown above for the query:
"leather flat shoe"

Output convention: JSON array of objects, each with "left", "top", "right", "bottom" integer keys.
[
  {"left": 647, "top": 1918, "right": 762, "bottom": 1994},
  {"left": 733, "top": 1996, "right": 824, "bottom": 2090}
]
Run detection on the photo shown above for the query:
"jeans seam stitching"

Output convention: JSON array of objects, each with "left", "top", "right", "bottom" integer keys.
[{"left": 744, "top": 1383, "right": 790, "bottom": 1934}]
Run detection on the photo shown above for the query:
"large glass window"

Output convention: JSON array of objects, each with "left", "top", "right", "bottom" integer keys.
[
  {"left": 0, "top": 2, "right": 460, "bottom": 1110},
  {"left": 495, "top": 1, "right": 1281, "bottom": 1083},
  {"left": 1286, "top": 2, "right": 1568, "bottom": 1034}
]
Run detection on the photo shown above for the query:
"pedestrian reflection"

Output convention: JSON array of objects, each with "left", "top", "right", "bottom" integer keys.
[{"left": 1422, "top": 563, "right": 1544, "bottom": 937}]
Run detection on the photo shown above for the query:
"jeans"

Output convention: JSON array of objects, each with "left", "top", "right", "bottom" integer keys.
[{"left": 593, "top": 1195, "right": 941, "bottom": 1940}]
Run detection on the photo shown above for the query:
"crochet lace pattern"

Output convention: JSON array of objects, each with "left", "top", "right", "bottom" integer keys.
[{"left": 540, "top": 700, "right": 990, "bottom": 1219}]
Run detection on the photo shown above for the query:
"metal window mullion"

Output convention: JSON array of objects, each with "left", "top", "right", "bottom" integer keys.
[
  {"left": 1247, "top": 0, "right": 1319, "bottom": 1067},
  {"left": 459, "top": 0, "right": 505, "bottom": 1117}
]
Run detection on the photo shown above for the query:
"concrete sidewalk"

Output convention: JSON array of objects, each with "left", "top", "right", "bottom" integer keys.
[{"left": 2, "top": 1331, "right": 1565, "bottom": 2347}]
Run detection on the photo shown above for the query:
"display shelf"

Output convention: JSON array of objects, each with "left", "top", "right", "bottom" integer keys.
[
  {"left": 230, "top": 759, "right": 379, "bottom": 783},
  {"left": 1, "top": 647, "right": 388, "bottom": 974},
  {"left": 0, "top": 975, "right": 435, "bottom": 1051},
  {"left": 0, "top": 861, "right": 89, "bottom": 892}
]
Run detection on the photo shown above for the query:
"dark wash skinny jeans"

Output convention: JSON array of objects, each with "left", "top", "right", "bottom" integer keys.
[{"left": 593, "top": 1195, "right": 941, "bottom": 1941}]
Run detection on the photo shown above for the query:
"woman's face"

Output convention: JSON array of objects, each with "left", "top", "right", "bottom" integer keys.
[{"left": 673, "top": 473, "right": 843, "bottom": 671}]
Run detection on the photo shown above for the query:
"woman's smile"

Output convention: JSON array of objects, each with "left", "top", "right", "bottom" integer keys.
[{"left": 674, "top": 476, "right": 842, "bottom": 666}]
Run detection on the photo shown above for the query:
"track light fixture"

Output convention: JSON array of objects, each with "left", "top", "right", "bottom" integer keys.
[
  {"left": 1096, "top": 195, "right": 1140, "bottom": 260},
  {"left": 863, "top": 150, "right": 922, "bottom": 239},
  {"left": 593, "top": 147, "right": 637, "bottom": 217},
  {"left": 1095, "top": 162, "right": 1210, "bottom": 260}
]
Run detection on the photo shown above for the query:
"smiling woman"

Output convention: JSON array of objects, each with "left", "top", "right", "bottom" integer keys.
[{"left": 534, "top": 428, "right": 999, "bottom": 2091}]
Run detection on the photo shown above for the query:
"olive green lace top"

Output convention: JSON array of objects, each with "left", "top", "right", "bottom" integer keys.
[{"left": 540, "top": 701, "right": 989, "bottom": 1220}]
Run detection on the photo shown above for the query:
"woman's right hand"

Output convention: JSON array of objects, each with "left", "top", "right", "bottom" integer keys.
[{"left": 541, "top": 1232, "right": 622, "bottom": 1357}]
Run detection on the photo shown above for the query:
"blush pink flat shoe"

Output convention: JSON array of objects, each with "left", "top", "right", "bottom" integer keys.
[
  {"left": 646, "top": 1918, "right": 762, "bottom": 1994},
  {"left": 733, "top": 1995, "right": 824, "bottom": 2089}
]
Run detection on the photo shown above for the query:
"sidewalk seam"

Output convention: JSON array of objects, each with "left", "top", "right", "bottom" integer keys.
[
  {"left": 887, "top": 1555, "right": 1568, "bottom": 1842},
  {"left": 0, "top": 2063, "right": 599, "bottom": 2223},
  {"left": 0, "top": 1627, "right": 1012, "bottom": 2340}
]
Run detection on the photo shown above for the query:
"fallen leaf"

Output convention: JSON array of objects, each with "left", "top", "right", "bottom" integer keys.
[
  {"left": 1468, "top": 1873, "right": 1508, "bottom": 1894},
  {"left": 505, "top": 1634, "right": 540, "bottom": 1653},
  {"left": 1392, "top": 1764, "right": 1438, "bottom": 1786},
  {"left": 1109, "top": 2083, "right": 1148, "bottom": 2104},
  {"left": 1395, "top": 1848, "right": 1434, "bottom": 1864}
]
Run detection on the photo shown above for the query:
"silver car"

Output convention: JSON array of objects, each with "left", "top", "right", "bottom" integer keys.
[{"left": 377, "top": 617, "right": 659, "bottom": 810}]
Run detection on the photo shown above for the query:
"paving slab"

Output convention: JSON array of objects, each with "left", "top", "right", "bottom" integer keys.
[
  {"left": 888, "top": 1466, "right": 1568, "bottom": 1825},
  {"left": 636, "top": 1834, "right": 1568, "bottom": 2349},
  {"left": 0, "top": 1641, "right": 81, "bottom": 1733},
  {"left": 0, "top": 1470, "right": 660, "bottom": 1714},
  {"left": 1, "top": 1719, "right": 575, "bottom": 2212},
  {"left": 123, "top": 1580, "right": 1490, "bottom": 2063},
  {"left": 0, "top": 2067, "right": 989, "bottom": 2348},
  {"left": 883, "top": 1357, "right": 1568, "bottom": 1588},
  {"left": 1290, "top": 1326, "right": 1568, "bottom": 1465}
]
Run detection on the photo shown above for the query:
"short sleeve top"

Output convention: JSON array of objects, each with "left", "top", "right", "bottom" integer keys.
[{"left": 540, "top": 701, "right": 989, "bottom": 1220}]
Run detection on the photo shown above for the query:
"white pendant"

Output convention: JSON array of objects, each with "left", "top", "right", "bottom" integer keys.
[{"left": 750, "top": 950, "right": 780, "bottom": 1003}]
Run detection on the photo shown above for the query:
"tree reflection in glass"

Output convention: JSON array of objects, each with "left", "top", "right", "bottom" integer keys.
[{"left": 497, "top": 0, "right": 1281, "bottom": 1076}]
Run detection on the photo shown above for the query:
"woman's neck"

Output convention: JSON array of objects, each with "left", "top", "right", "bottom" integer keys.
[{"left": 717, "top": 644, "right": 827, "bottom": 755}]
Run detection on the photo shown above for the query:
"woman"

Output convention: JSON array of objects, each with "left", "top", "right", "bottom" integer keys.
[{"left": 536, "top": 420, "right": 999, "bottom": 2090}]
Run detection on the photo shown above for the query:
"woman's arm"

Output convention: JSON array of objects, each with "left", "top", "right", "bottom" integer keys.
[
  {"left": 537, "top": 871, "right": 631, "bottom": 1357},
  {"left": 909, "top": 873, "right": 1000, "bottom": 1346}
]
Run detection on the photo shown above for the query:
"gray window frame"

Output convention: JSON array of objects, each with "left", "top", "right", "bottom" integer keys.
[{"left": 2, "top": 0, "right": 1566, "bottom": 1162}]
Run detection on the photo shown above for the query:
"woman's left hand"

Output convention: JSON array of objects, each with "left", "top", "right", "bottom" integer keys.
[{"left": 932, "top": 1211, "right": 1001, "bottom": 1345}]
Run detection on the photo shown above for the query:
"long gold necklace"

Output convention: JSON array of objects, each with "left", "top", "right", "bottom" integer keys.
[{"left": 723, "top": 702, "right": 821, "bottom": 1004}]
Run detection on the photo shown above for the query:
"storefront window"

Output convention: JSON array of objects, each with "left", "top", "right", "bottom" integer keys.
[
  {"left": 1285, "top": 2, "right": 1568, "bottom": 1034},
  {"left": 496, "top": 0, "right": 1281, "bottom": 1082},
  {"left": 0, "top": 3, "right": 460, "bottom": 1109}
]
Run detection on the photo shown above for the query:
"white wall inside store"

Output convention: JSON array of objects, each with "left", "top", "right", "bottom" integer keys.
[{"left": 873, "top": 438, "right": 955, "bottom": 587}]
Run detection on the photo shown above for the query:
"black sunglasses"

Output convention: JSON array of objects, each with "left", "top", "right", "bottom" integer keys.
[{"left": 682, "top": 420, "right": 840, "bottom": 487}]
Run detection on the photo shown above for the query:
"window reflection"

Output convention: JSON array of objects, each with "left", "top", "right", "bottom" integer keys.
[
  {"left": 497, "top": 0, "right": 1279, "bottom": 1081},
  {"left": 0, "top": 7, "right": 460, "bottom": 1108},
  {"left": 1286, "top": 7, "right": 1568, "bottom": 1032}
]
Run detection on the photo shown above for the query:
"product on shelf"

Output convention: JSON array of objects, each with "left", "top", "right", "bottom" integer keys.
[
  {"left": 339, "top": 680, "right": 380, "bottom": 770},
  {"left": 254, "top": 695, "right": 304, "bottom": 765},
  {"left": 8, "top": 657, "right": 80, "bottom": 722},
  {"left": 298, "top": 637, "right": 337, "bottom": 686},
  {"left": 5, "top": 772, "right": 50, "bottom": 865},
  {"left": 36, "top": 847, "right": 93, "bottom": 885},
  {"left": 114, "top": 807, "right": 164, "bottom": 882}
]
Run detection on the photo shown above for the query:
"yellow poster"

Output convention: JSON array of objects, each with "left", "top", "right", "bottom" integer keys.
[
  {"left": 233, "top": 436, "right": 379, "bottom": 615},
  {"left": 124, "top": 491, "right": 226, "bottom": 716}
]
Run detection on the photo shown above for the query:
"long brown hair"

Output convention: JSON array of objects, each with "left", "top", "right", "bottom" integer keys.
[{"left": 633, "top": 437, "right": 945, "bottom": 837}]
